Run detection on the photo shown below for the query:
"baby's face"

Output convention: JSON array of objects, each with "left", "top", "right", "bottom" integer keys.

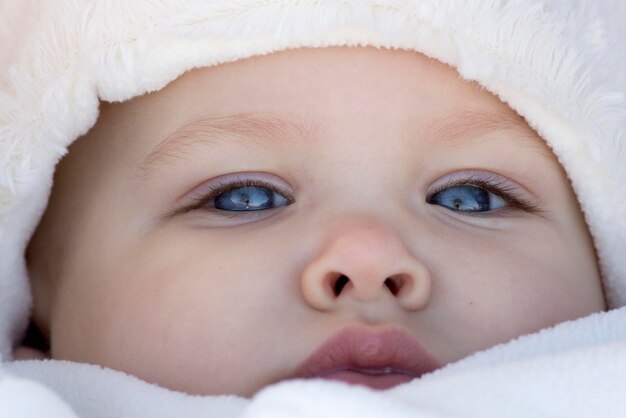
[{"left": 27, "top": 47, "right": 604, "bottom": 396}]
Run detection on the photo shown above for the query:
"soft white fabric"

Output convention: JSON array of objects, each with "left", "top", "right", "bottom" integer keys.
[
  {"left": 0, "top": 364, "right": 79, "bottom": 418},
  {"left": 4, "top": 308, "right": 626, "bottom": 418},
  {"left": 1, "top": 0, "right": 625, "bottom": 360},
  {"left": 1, "top": 1, "right": 625, "bottom": 417}
]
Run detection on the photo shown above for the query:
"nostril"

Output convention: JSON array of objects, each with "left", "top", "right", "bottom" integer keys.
[
  {"left": 332, "top": 273, "right": 350, "bottom": 296},
  {"left": 384, "top": 274, "right": 406, "bottom": 296}
]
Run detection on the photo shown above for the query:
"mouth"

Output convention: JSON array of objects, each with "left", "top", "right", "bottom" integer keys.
[{"left": 293, "top": 328, "right": 440, "bottom": 390}]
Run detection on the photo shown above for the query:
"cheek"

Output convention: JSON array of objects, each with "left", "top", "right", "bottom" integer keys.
[
  {"left": 426, "top": 221, "right": 603, "bottom": 356},
  {"left": 114, "top": 247, "right": 277, "bottom": 393},
  {"left": 51, "top": 229, "right": 294, "bottom": 396}
]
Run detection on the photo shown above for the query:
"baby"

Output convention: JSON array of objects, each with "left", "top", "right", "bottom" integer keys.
[{"left": 17, "top": 46, "right": 606, "bottom": 397}]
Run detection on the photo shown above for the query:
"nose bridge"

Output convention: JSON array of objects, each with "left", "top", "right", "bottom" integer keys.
[{"left": 300, "top": 215, "right": 432, "bottom": 311}]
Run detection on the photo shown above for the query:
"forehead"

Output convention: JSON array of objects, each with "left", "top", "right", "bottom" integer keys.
[
  {"left": 96, "top": 47, "right": 551, "bottom": 179},
  {"left": 125, "top": 46, "right": 502, "bottom": 124},
  {"left": 158, "top": 46, "right": 487, "bottom": 113}
]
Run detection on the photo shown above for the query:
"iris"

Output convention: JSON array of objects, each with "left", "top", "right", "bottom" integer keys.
[
  {"left": 215, "top": 186, "right": 289, "bottom": 211},
  {"left": 429, "top": 185, "right": 503, "bottom": 212}
]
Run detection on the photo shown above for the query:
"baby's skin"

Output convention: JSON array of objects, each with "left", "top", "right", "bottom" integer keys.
[{"left": 23, "top": 46, "right": 605, "bottom": 396}]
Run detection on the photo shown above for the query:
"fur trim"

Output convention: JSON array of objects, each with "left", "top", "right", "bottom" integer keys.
[{"left": 1, "top": 0, "right": 624, "bottom": 360}]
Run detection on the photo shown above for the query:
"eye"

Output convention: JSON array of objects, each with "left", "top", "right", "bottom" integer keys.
[
  {"left": 426, "top": 173, "right": 541, "bottom": 215},
  {"left": 213, "top": 185, "right": 290, "bottom": 211},
  {"left": 180, "top": 174, "right": 295, "bottom": 217},
  {"left": 428, "top": 185, "right": 506, "bottom": 212}
]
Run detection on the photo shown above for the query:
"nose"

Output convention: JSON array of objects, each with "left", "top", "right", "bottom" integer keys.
[{"left": 300, "top": 221, "right": 431, "bottom": 311}]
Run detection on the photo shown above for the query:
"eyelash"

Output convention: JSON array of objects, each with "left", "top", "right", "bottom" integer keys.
[
  {"left": 177, "top": 173, "right": 540, "bottom": 217},
  {"left": 182, "top": 177, "right": 294, "bottom": 216},
  {"left": 427, "top": 174, "right": 541, "bottom": 214}
]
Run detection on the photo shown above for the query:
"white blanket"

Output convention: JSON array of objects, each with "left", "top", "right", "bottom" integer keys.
[{"left": 2, "top": 307, "right": 625, "bottom": 418}]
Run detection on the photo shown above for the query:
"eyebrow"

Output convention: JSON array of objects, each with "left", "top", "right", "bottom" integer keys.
[
  {"left": 137, "top": 112, "right": 317, "bottom": 179},
  {"left": 404, "top": 108, "right": 556, "bottom": 164},
  {"left": 137, "top": 108, "right": 553, "bottom": 178}
]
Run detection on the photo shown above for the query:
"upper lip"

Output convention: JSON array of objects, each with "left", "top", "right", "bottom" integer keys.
[{"left": 293, "top": 327, "right": 441, "bottom": 379}]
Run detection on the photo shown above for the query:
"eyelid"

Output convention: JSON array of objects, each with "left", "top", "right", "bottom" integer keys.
[
  {"left": 427, "top": 170, "right": 542, "bottom": 214},
  {"left": 178, "top": 172, "right": 295, "bottom": 215}
]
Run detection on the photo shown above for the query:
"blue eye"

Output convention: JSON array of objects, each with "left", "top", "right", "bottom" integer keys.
[
  {"left": 428, "top": 185, "right": 506, "bottom": 212},
  {"left": 214, "top": 185, "right": 290, "bottom": 211}
]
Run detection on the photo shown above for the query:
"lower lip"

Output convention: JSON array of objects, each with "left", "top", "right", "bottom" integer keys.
[{"left": 318, "top": 369, "right": 416, "bottom": 390}]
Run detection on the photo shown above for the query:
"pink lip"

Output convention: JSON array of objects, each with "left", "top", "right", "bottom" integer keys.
[{"left": 294, "top": 328, "right": 440, "bottom": 390}]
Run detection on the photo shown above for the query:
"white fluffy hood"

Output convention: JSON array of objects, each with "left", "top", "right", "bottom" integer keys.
[{"left": 0, "top": 0, "right": 625, "bottom": 363}]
